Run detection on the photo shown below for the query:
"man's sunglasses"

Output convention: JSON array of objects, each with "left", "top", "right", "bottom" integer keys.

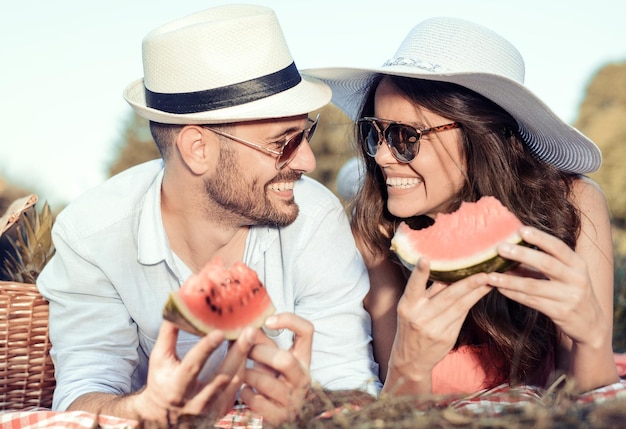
[
  {"left": 357, "top": 117, "right": 461, "bottom": 163},
  {"left": 204, "top": 114, "right": 319, "bottom": 170}
]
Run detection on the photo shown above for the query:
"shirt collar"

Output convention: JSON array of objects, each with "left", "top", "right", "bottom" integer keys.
[{"left": 137, "top": 167, "right": 171, "bottom": 266}]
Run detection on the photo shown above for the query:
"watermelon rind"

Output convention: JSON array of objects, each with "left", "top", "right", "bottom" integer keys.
[
  {"left": 162, "top": 292, "right": 276, "bottom": 340},
  {"left": 393, "top": 232, "right": 532, "bottom": 283},
  {"left": 429, "top": 242, "right": 532, "bottom": 283}
]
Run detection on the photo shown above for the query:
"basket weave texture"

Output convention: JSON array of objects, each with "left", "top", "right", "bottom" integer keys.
[{"left": 0, "top": 280, "right": 55, "bottom": 410}]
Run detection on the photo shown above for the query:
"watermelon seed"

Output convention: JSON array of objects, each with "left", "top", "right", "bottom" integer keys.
[{"left": 205, "top": 296, "right": 222, "bottom": 315}]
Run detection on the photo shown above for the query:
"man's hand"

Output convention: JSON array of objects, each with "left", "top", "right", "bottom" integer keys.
[
  {"left": 133, "top": 320, "right": 255, "bottom": 423},
  {"left": 240, "top": 313, "right": 314, "bottom": 426}
]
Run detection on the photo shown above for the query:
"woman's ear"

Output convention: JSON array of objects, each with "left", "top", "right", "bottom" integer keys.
[{"left": 175, "top": 125, "right": 215, "bottom": 175}]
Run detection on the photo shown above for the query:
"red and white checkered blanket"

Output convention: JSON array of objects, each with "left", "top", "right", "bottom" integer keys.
[{"left": 0, "top": 409, "right": 137, "bottom": 429}]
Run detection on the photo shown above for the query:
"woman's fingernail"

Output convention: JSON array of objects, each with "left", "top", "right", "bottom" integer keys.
[
  {"left": 263, "top": 316, "right": 285, "bottom": 337},
  {"left": 499, "top": 243, "right": 513, "bottom": 254},
  {"left": 263, "top": 327, "right": 284, "bottom": 338},
  {"left": 244, "top": 327, "right": 256, "bottom": 344},
  {"left": 520, "top": 226, "right": 533, "bottom": 238}
]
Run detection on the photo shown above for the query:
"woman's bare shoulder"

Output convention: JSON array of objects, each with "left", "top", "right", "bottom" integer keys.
[
  {"left": 571, "top": 176, "right": 608, "bottom": 202},
  {"left": 571, "top": 176, "right": 611, "bottom": 219}
]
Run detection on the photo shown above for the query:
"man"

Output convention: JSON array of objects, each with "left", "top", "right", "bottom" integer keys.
[{"left": 37, "top": 4, "right": 380, "bottom": 426}]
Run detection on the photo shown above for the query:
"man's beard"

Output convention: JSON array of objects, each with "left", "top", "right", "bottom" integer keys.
[{"left": 203, "top": 144, "right": 300, "bottom": 227}]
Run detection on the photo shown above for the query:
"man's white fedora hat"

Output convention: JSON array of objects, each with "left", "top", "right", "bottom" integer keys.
[
  {"left": 303, "top": 16, "right": 601, "bottom": 174},
  {"left": 124, "top": 4, "right": 331, "bottom": 125}
]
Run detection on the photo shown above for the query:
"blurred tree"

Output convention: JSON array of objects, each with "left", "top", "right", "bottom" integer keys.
[
  {"left": 574, "top": 61, "right": 626, "bottom": 253},
  {"left": 107, "top": 112, "right": 160, "bottom": 177},
  {"left": 307, "top": 103, "right": 355, "bottom": 196},
  {"left": 576, "top": 62, "right": 626, "bottom": 220}
]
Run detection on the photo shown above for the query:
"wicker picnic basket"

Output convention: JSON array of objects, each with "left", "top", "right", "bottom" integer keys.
[
  {"left": 0, "top": 195, "right": 56, "bottom": 410},
  {"left": 0, "top": 280, "right": 55, "bottom": 410}
]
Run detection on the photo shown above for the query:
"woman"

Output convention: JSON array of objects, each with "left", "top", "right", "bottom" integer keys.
[{"left": 304, "top": 17, "right": 619, "bottom": 396}]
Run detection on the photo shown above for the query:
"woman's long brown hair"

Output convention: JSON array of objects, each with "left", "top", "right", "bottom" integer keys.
[{"left": 351, "top": 75, "right": 581, "bottom": 386}]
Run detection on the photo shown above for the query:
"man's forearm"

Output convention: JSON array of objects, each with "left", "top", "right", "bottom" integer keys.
[{"left": 67, "top": 390, "right": 167, "bottom": 423}]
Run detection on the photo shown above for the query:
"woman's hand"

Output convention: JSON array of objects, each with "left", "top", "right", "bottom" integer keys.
[
  {"left": 489, "top": 226, "right": 608, "bottom": 348},
  {"left": 383, "top": 258, "right": 492, "bottom": 395},
  {"left": 240, "top": 313, "right": 314, "bottom": 426},
  {"left": 488, "top": 224, "right": 618, "bottom": 390}
]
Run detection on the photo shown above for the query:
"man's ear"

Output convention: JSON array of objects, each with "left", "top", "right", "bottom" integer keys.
[{"left": 175, "top": 125, "right": 215, "bottom": 175}]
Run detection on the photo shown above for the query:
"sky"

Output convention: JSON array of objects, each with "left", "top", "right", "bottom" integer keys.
[{"left": 1, "top": 0, "right": 625, "bottom": 207}]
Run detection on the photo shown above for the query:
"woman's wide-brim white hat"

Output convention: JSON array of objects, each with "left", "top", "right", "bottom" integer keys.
[
  {"left": 124, "top": 4, "right": 330, "bottom": 125},
  {"left": 303, "top": 16, "right": 601, "bottom": 174}
]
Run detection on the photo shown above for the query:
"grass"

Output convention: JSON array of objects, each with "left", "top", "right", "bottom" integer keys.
[{"left": 133, "top": 381, "right": 626, "bottom": 428}]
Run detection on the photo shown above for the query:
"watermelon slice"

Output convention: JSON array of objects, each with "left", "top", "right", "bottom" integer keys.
[
  {"left": 390, "top": 196, "right": 527, "bottom": 282},
  {"left": 162, "top": 256, "right": 275, "bottom": 339}
]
